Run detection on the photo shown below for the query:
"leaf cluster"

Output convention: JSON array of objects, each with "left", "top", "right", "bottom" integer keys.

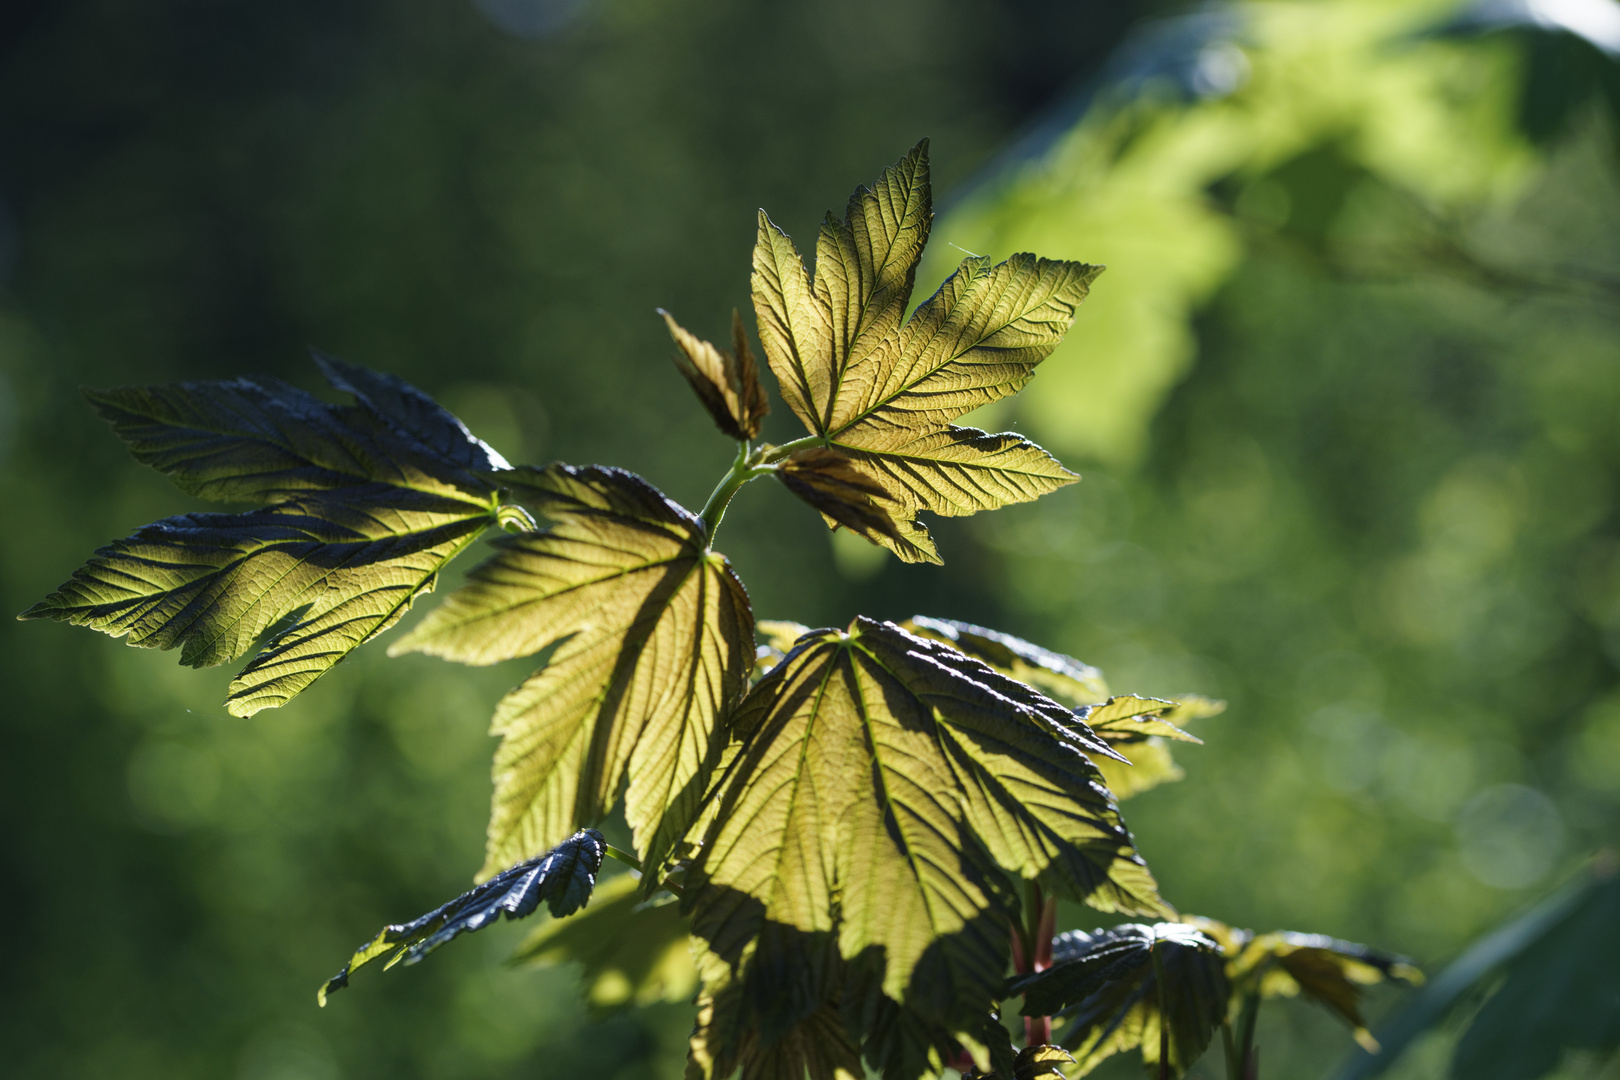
[{"left": 22, "top": 143, "right": 1419, "bottom": 1080}]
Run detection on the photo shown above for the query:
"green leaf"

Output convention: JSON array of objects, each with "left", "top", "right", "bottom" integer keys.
[
  {"left": 1328, "top": 859, "right": 1619, "bottom": 1080},
  {"left": 684, "top": 617, "right": 1163, "bottom": 1080},
  {"left": 777, "top": 447, "right": 939, "bottom": 564},
  {"left": 1011, "top": 923, "right": 1229, "bottom": 1078},
  {"left": 689, "top": 990, "right": 866, "bottom": 1080},
  {"left": 318, "top": 828, "right": 606, "bottom": 1006},
  {"left": 751, "top": 142, "right": 1096, "bottom": 562},
  {"left": 1195, "top": 915, "right": 1419, "bottom": 1053},
  {"left": 899, "top": 616, "right": 1109, "bottom": 707},
  {"left": 661, "top": 308, "right": 770, "bottom": 441},
  {"left": 898, "top": 619, "right": 1221, "bottom": 800},
  {"left": 21, "top": 356, "right": 503, "bottom": 715},
  {"left": 510, "top": 872, "right": 697, "bottom": 1012},
  {"left": 389, "top": 463, "right": 754, "bottom": 880}
]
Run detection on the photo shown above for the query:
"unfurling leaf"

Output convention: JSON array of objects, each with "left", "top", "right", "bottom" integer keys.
[
  {"left": 390, "top": 463, "right": 753, "bottom": 880},
  {"left": 684, "top": 617, "right": 1162, "bottom": 1080},
  {"left": 752, "top": 140, "right": 1096, "bottom": 562},
  {"left": 661, "top": 308, "right": 770, "bottom": 440},
  {"left": 21, "top": 354, "right": 505, "bottom": 715},
  {"left": 1189, "top": 916, "right": 1420, "bottom": 1054},
  {"left": 1012, "top": 923, "right": 1229, "bottom": 1079},
  {"left": 319, "top": 828, "right": 605, "bottom": 1006},
  {"left": 511, "top": 872, "right": 697, "bottom": 1012}
]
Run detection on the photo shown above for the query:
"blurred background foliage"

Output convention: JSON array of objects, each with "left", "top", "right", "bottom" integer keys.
[{"left": 0, "top": 0, "right": 1617, "bottom": 1077}]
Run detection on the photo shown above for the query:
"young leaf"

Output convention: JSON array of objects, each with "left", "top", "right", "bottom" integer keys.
[
  {"left": 510, "top": 872, "right": 697, "bottom": 1012},
  {"left": 318, "top": 828, "right": 605, "bottom": 1005},
  {"left": 899, "top": 616, "right": 1109, "bottom": 707},
  {"left": 21, "top": 356, "right": 504, "bottom": 715},
  {"left": 1194, "top": 916, "right": 1420, "bottom": 1053},
  {"left": 660, "top": 309, "right": 769, "bottom": 441},
  {"left": 1011, "top": 923, "right": 1229, "bottom": 1078},
  {"left": 751, "top": 141, "right": 1097, "bottom": 562},
  {"left": 1088, "top": 696, "right": 1223, "bottom": 800},
  {"left": 684, "top": 618, "right": 1163, "bottom": 1080},
  {"left": 389, "top": 463, "right": 754, "bottom": 879}
]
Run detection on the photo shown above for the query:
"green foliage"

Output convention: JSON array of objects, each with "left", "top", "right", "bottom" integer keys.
[
  {"left": 20, "top": 355, "right": 505, "bottom": 715},
  {"left": 18, "top": 140, "right": 1437, "bottom": 1080},
  {"left": 387, "top": 462, "right": 754, "bottom": 880},
  {"left": 1334, "top": 859, "right": 1620, "bottom": 1080},
  {"left": 756, "top": 141, "right": 1093, "bottom": 563},
  {"left": 510, "top": 873, "right": 697, "bottom": 1013},
  {"left": 318, "top": 828, "right": 606, "bottom": 1005},
  {"left": 1012, "top": 923, "right": 1230, "bottom": 1077}
]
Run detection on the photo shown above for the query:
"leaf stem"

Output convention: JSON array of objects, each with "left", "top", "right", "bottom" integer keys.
[
  {"left": 602, "top": 843, "right": 686, "bottom": 899},
  {"left": 698, "top": 433, "right": 826, "bottom": 541}
]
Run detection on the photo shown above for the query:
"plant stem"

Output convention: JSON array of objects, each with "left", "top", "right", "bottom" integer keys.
[
  {"left": 602, "top": 843, "right": 685, "bottom": 899},
  {"left": 1234, "top": 990, "right": 1261, "bottom": 1080},
  {"left": 1018, "top": 882, "right": 1055, "bottom": 1046},
  {"left": 698, "top": 433, "right": 826, "bottom": 542}
]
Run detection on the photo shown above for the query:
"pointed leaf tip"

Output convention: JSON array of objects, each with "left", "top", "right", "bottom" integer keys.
[{"left": 659, "top": 308, "right": 768, "bottom": 441}]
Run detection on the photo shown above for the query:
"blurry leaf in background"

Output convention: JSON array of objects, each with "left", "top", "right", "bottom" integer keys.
[
  {"left": 511, "top": 873, "right": 697, "bottom": 1013},
  {"left": 20, "top": 355, "right": 505, "bottom": 715},
  {"left": 1334, "top": 856, "right": 1620, "bottom": 1080},
  {"left": 320, "top": 828, "right": 606, "bottom": 1005},
  {"left": 1011, "top": 922, "right": 1229, "bottom": 1077},
  {"left": 390, "top": 463, "right": 754, "bottom": 879},
  {"left": 934, "top": 0, "right": 1535, "bottom": 465}
]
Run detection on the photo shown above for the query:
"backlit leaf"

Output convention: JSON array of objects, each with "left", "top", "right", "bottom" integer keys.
[
  {"left": 684, "top": 617, "right": 1162, "bottom": 1080},
  {"left": 898, "top": 619, "right": 1220, "bottom": 799},
  {"left": 1012, "top": 923, "right": 1229, "bottom": 1078},
  {"left": 318, "top": 828, "right": 605, "bottom": 1005},
  {"left": 751, "top": 142, "right": 1096, "bottom": 561},
  {"left": 1190, "top": 915, "right": 1420, "bottom": 1054},
  {"left": 511, "top": 872, "right": 697, "bottom": 1012},
  {"left": 389, "top": 463, "right": 753, "bottom": 879},
  {"left": 661, "top": 309, "right": 769, "bottom": 441},
  {"left": 777, "top": 447, "right": 938, "bottom": 564},
  {"left": 899, "top": 616, "right": 1109, "bottom": 707},
  {"left": 21, "top": 355, "right": 504, "bottom": 715}
]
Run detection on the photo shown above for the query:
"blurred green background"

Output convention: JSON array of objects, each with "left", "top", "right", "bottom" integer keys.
[{"left": 1, "top": 0, "right": 1616, "bottom": 1077}]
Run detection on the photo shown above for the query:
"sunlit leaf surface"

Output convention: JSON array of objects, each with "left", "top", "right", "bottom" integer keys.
[
  {"left": 684, "top": 617, "right": 1162, "bottom": 1080},
  {"left": 319, "top": 829, "right": 605, "bottom": 1005},
  {"left": 752, "top": 141, "right": 1095, "bottom": 562},
  {"left": 391, "top": 463, "right": 753, "bottom": 878},
  {"left": 900, "top": 617, "right": 1222, "bottom": 799},
  {"left": 21, "top": 354, "right": 505, "bottom": 715}
]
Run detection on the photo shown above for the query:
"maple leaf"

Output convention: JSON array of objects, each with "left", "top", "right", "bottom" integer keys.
[
  {"left": 752, "top": 141, "right": 1098, "bottom": 562},
  {"left": 390, "top": 463, "right": 753, "bottom": 879},
  {"left": 683, "top": 617, "right": 1162, "bottom": 1080},
  {"left": 20, "top": 354, "right": 506, "bottom": 715}
]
